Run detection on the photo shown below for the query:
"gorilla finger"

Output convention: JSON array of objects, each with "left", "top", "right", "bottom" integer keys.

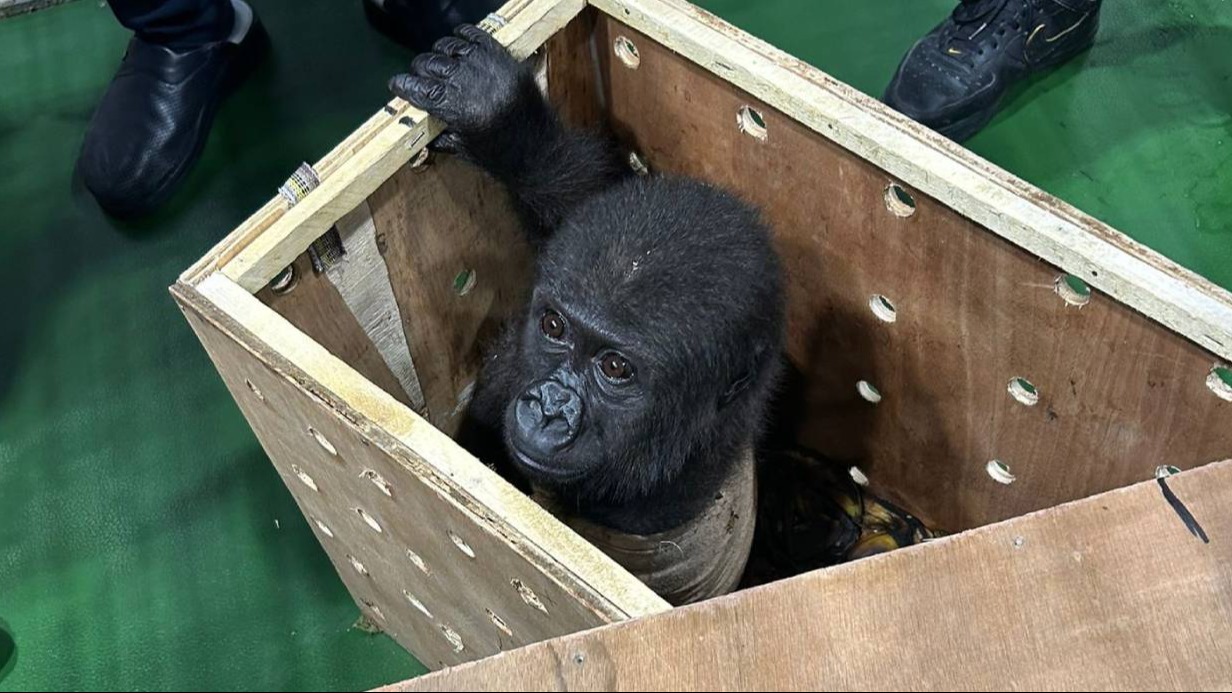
[
  {"left": 433, "top": 36, "right": 474, "bottom": 57},
  {"left": 429, "top": 131, "right": 466, "bottom": 155},
  {"left": 456, "top": 23, "right": 503, "bottom": 51},
  {"left": 411, "top": 52, "right": 459, "bottom": 80},
  {"left": 388, "top": 74, "right": 448, "bottom": 111}
]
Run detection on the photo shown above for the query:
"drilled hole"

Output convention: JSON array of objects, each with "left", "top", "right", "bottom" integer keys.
[
  {"left": 856, "top": 380, "right": 882, "bottom": 404},
  {"left": 245, "top": 379, "right": 265, "bottom": 401},
  {"left": 403, "top": 590, "right": 433, "bottom": 618},
  {"left": 409, "top": 147, "right": 432, "bottom": 168},
  {"left": 360, "top": 469, "right": 393, "bottom": 497},
  {"left": 614, "top": 35, "right": 640, "bottom": 69},
  {"left": 290, "top": 465, "right": 319, "bottom": 492},
  {"left": 511, "top": 578, "right": 548, "bottom": 613},
  {"left": 407, "top": 549, "right": 431, "bottom": 575},
  {"left": 1008, "top": 377, "right": 1039, "bottom": 406},
  {"left": 449, "top": 532, "right": 476, "bottom": 558},
  {"left": 737, "top": 105, "right": 767, "bottom": 141},
  {"left": 884, "top": 183, "right": 916, "bottom": 217},
  {"left": 308, "top": 427, "right": 338, "bottom": 456},
  {"left": 628, "top": 150, "right": 650, "bottom": 176},
  {"left": 1055, "top": 274, "right": 1091, "bottom": 306},
  {"left": 848, "top": 466, "right": 869, "bottom": 486},
  {"left": 453, "top": 268, "right": 477, "bottom": 296},
  {"left": 348, "top": 555, "right": 369, "bottom": 576},
  {"left": 440, "top": 625, "right": 465, "bottom": 653},
  {"left": 270, "top": 265, "right": 298, "bottom": 294},
  {"left": 0, "top": 619, "right": 14, "bottom": 684},
  {"left": 986, "top": 460, "right": 1016, "bottom": 485},
  {"left": 869, "top": 294, "right": 897, "bottom": 323},
  {"left": 1207, "top": 366, "right": 1232, "bottom": 402},
  {"left": 1155, "top": 465, "right": 1182, "bottom": 479},
  {"left": 314, "top": 518, "right": 335, "bottom": 538},
  {"left": 356, "top": 507, "right": 382, "bottom": 533},
  {"left": 487, "top": 609, "right": 514, "bottom": 637}
]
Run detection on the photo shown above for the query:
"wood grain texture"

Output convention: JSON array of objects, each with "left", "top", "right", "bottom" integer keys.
[
  {"left": 366, "top": 156, "right": 533, "bottom": 433},
  {"left": 175, "top": 276, "right": 668, "bottom": 668},
  {"left": 546, "top": 7, "right": 607, "bottom": 132},
  {"left": 383, "top": 459, "right": 1232, "bottom": 692},
  {"left": 586, "top": 15, "right": 1232, "bottom": 532},
  {"left": 256, "top": 252, "right": 415, "bottom": 409}
]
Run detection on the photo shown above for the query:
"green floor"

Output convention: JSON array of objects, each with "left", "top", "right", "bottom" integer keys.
[{"left": 0, "top": 0, "right": 1228, "bottom": 690}]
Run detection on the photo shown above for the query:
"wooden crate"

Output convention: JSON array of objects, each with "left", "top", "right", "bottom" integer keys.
[{"left": 171, "top": 0, "right": 1232, "bottom": 688}]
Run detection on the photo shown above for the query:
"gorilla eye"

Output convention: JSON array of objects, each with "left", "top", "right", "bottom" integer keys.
[
  {"left": 540, "top": 310, "right": 566, "bottom": 341},
  {"left": 599, "top": 352, "right": 633, "bottom": 381}
]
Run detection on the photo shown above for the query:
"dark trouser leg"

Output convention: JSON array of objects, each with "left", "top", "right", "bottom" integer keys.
[{"left": 105, "top": 0, "right": 236, "bottom": 49}]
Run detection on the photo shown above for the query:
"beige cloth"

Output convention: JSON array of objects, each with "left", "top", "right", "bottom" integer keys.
[{"left": 533, "top": 449, "right": 757, "bottom": 606}]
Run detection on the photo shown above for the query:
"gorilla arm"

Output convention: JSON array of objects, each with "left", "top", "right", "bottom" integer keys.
[{"left": 389, "top": 25, "right": 631, "bottom": 243}]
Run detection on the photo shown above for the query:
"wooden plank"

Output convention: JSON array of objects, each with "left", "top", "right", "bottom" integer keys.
[
  {"left": 588, "top": 0, "right": 1232, "bottom": 366},
  {"left": 545, "top": 7, "right": 606, "bottom": 132},
  {"left": 365, "top": 156, "right": 532, "bottom": 434},
  {"left": 255, "top": 251, "right": 416, "bottom": 410},
  {"left": 585, "top": 14, "right": 1232, "bottom": 531},
  {"left": 176, "top": 276, "right": 669, "bottom": 645},
  {"left": 382, "top": 459, "right": 1232, "bottom": 691},
  {"left": 211, "top": 0, "right": 586, "bottom": 293}
]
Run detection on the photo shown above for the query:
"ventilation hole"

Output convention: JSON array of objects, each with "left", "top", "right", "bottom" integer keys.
[
  {"left": 409, "top": 147, "right": 432, "bottom": 168},
  {"left": 1207, "top": 366, "right": 1232, "bottom": 402},
  {"left": 452, "top": 268, "right": 477, "bottom": 296},
  {"left": 574, "top": 652, "right": 586, "bottom": 665},
  {"left": 1155, "top": 464, "right": 1182, "bottom": 479},
  {"left": 1008, "top": 377, "right": 1040, "bottom": 406},
  {"left": 869, "top": 294, "right": 897, "bottom": 323},
  {"left": 737, "top": 105, "right": 767, "bottom": 141},
  {"left": 245, "top": 379, "right": 265, "bottom": 401},
  {"left": 403, "top": 590, "right": 433, "bottom": 618},
  {"left": 848, "top": 466, "right": 869, "bottom": 486},
  {"left": 986, "top": 460, "right": 1016, "bottom": 485},
  {"left": 407, "top": 549, "right": 431, "bottom": 575},
  {"left": 449, "top": 532, "right": 476, "bottom": 558},
  {"left": 1055, "top": 274, "right": 1091, "bottom": 306},
  {"left": 314, "top": 518, "right": 335, "bottom": 538},
  {"left": 363, "top": 601, "right": 386, "bottom": 622},
  {"left": 308, "top": 427, "right": 338, "bottom": 456},
  {"left": 856, "top": 380, "right": 882, "bottom": 404},
  {"left": 440, "top": 625, "right": 465, "bottom": 653},
  {"left": 359, "top": 469, "right": 393, "bottom": 497},
  {"left": 628, "top": 150, "right": 650, "bottom": 176},
  {"left": 487, "top": 609, "right": 513, "bottom": 637},
  {"left": 0, "top": 620, "right": 13, "bottom": 684},
  {"left": 356, "top": 507, "right": 382, "bottom": 533},
  {"left": 511, "top": 578, "right": 548, "bottom": 613},
  {"left": 290, "top": 465, "right": 319, "bottom": 492},
  {"left": 1012, "top": 536, "right": 1025, "bottom": 549},
  {"left": 884, "top": 183, "right": 917, "bottom": 217},
  {"left": 614, "top": 35, "right": 640, "bottom": 69},
  {"left": 347, "top": 555, "right": 369, "bottom": 576},
  {"left": 270, "top": 265, "right": 298, "bottom": 294}
]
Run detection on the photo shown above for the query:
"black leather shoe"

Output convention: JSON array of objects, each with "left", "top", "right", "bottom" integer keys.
[
  {"left": 363, "top": 0, "right": 504, "bottom": 53},
  {"left": 77, "top": 13, "right": 269, "bottom": 219},
  {"left": 883, "top": 0, "right": 1100, "bottom": 142}
]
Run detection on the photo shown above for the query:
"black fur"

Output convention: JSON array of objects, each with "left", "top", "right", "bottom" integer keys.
[{"left": 391, "top": 26, "right": 785, "bottom": 535}]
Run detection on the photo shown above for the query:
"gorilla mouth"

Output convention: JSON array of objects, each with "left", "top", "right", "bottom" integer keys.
[{"left": 508, "top": 444, "right": 586, "bottom": 483}]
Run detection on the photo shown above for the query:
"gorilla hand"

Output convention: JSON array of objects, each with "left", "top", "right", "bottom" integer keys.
[{"left": 388, "top": 24, "right": 546, "bottom": 161}]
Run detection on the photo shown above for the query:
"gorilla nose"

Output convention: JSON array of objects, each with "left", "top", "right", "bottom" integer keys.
[{"left": 514, "top": 380, "right": 583, "bottom": 454}]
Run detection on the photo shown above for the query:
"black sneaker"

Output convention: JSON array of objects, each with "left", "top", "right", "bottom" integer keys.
[
  {"left": 363, "top": 0, "right": 505, "bottom": 53},
  {"left": 883, "top": 0, "right": 1101, "bottom": 142},
  {"left": 76, "top": 4, "right": 268, "bottom": 219}
]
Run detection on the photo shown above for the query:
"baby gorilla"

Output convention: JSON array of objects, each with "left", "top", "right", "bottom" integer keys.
[{"left": 391, "top": 26, "right": 784, "bottom": 599}]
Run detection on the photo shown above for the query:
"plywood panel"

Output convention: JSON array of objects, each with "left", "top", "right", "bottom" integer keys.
[
  {"left": 366, "top": 157, "right": 533, "bottom": 434},
  {"left": 586, "top": 15, "right": 1232, "bottom": 531},
  {"left": 256, "top": 252, "right": 415, "bottom": 409},
  {"left": 175, "top": 285, "right": 645, "bottom": 670},
  {"left": 385, "top": 459, "right": 1232, "bottom": 691}
]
